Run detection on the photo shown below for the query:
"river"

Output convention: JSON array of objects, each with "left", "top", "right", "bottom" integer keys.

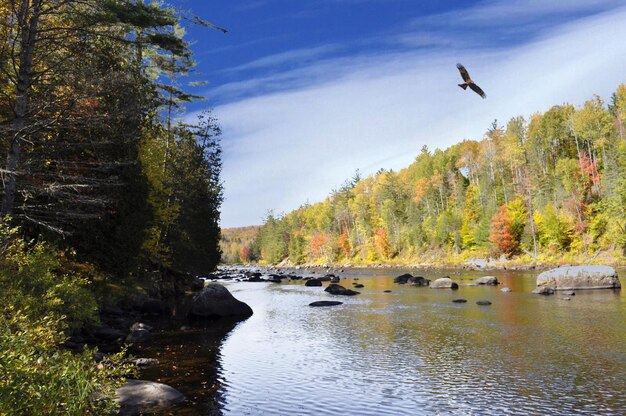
[{"left": 135, "top": 267, "right": 626, "bottom": 415}]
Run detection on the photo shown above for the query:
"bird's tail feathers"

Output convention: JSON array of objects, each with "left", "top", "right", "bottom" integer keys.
[{"left": 458, "top": 83, "right": 468, "bottom": 90}]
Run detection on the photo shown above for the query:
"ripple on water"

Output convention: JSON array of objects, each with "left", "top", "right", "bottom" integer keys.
[{"left": 154, "top": 269, "right": 625, "bottom": 416}]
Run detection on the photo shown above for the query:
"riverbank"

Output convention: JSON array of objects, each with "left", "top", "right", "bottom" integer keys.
[{"left": 226, "top": 248, "right": 626, "bottom": 272}]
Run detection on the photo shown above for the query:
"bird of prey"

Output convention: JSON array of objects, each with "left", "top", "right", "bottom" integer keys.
[{"left": 456, "top": 63, "right": 486, "bottom": 99}]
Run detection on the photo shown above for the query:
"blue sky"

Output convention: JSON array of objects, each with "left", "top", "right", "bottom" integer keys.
[{"left": 170, "top": 0, "right": 626, "bottom": 228}]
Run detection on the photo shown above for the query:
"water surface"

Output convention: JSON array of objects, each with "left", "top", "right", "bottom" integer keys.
[{"left": 140, "top": 268, "right": 626, "bottom": 415}]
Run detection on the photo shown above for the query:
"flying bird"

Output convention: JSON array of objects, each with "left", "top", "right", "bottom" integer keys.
[{"left": 456, "top": 63, "right": 486, "bottom": 99}]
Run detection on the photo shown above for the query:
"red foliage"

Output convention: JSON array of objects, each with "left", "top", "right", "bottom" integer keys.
[
  {"left": 239, "top": 245, "right": 251, "bottom": 262},
  {"left": 490, "top": 205, "right": 519, "bottom": 257}
]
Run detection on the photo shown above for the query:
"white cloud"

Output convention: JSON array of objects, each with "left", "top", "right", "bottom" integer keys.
[{"left": 212, "top": 5, "right": 626, "bottom": 227}]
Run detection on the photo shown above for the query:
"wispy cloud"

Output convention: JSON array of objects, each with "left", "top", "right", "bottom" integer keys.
[
  {"left": 224, "top": 45, "right": 341, "bottom": 73},
  {"left": 207, "top": 2, "right": 626, "bottom": 227}
]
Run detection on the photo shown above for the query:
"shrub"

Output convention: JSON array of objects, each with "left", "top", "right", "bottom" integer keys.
[{"left": 0, "top": 307, "right": 135, "bottom": 415}]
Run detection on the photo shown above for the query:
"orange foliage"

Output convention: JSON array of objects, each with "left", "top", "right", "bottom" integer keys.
[
  {"left": 374, "top": 228, "right": 391, "bottom": 259},
  {"left": 338, "top": 228, "right": 351, "bottom": 258}
]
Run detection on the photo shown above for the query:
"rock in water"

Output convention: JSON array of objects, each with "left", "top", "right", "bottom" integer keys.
[
  {"left": 476, "top": 300, "right": 492, "bottom": 306},
  {"left": 452, "top": 299, "right": 467, "bottom": 303},
  {"left": 309, "top": 301, "right": 343, "bottom": 307},
  {"left": 408, "top": 276, "right": 430, "bottom": 286},
  {"left": 305, "top": 278, "right": 323, "bottom": 287},
  {"left": 116, "top": 379, "right": 184, "bottom": 415},
  {"left": 500, "top": 287, "right": 512, "bottom": 293},
  {"left": 188, "top": 283, "right": 253, "bottom": 319},
  {"left": 532, "top": 286, "right": 555, "bottom": 295},
  {"left": 472, "top": 276, "right": 499, "bottom": 285},
  {"left": 535, "top": 266, "right": 621, "bottom": 291},
  {"left": 430, "top": 277, "right": 459, "bottom": 289},
  {"left": 324, "top": 284, "right": 360, "bottom": 296},
  {"left": 394, "top": 273, "right": 413, "bottom": 284}
]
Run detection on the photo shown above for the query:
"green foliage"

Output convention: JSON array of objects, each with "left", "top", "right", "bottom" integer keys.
[
  {"left": 0, "top": 307, "right": 135, "bottom": 416},
  {"left": 0, "top": 221, "right": 98, "bottom": 331},
  {"left": 244, "top": 84, "right": 626, "bottom": 265}
]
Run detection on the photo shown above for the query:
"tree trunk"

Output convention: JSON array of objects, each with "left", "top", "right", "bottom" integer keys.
[{"left": 2, "top": 0, "right": 42, "bottom": 216}]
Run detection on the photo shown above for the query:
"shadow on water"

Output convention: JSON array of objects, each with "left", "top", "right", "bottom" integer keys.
[{"left": 129, "top": 294, "right": 248, "bottom": 415}]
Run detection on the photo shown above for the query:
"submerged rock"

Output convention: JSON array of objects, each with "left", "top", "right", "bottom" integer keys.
[
  {"left": 309, "top": 301, "right": 343, "bottom": 307},
  {"left": 353, "top": 283, "right": 365, "bottom": 288},
  {"left": 500, "top": 287, "right": 512, "bottom": 293},
  {"left": 430, "top": 277, "right": 459, "bottom": 289},
  {"left": 535, "top": 266, "right": 620, "bottom": 291},
  {"left": 135, "top": 358, "right": 159, "bottom": 368},
  {"left": 324, "top": 284, "right": 360, "bottom": 296},
  {"left": 116, "top": 379, "right": 184, "bottom": 415},
  {"left": 476, "top": 300, "right": 492, "bottom": 306},
  {"left": 532, "top": 286, "right": 555, "bottom": 295},
  {"left": 188, "top": 284, "right": 253, "bottom": 319},
  {"left": 452, "top": 299, "right": 467, "bottom": 303}
]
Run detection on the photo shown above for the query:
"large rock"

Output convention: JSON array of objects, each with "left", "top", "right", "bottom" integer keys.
[
  {"left": 324, "top": 284, "right": 360, "bottom": 296},
  {"left": 188, "top": 284, "right": 253, "bottom": 319},
  {"left": 430, "top": 277, "right": 459, "bottom": 289},
  {"left": 535, "top": 266, "right": 621, "bottom": 291},
  {"left": 394, "top": 273, "right": 413, "bottom": 284},
  {"left": 305, "top": 278, "right": 322, "bottom": 287},
  {"left": 115, "top": 380, "right": 184, "bottom": 415},
  {"left": 472, "top": 276, "right": 499, "bottom": 285},
  {"left": 408, "top": 276, "right": 430, "bottom": 286},
  {"left": 125, "top": 329, "right": 151, "bottom": 343}
]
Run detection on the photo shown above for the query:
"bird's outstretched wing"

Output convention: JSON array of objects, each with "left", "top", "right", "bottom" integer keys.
[
  {"left": 456, "top": 63, "right": 470, "bottom": 82},
  {"left": 469, "top": 83, "right": 486, "bottom": 99}
]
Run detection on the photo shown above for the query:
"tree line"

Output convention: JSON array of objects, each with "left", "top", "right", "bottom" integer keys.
[{"left": 229, "top": 85, "right": 626, "bottom": 265}]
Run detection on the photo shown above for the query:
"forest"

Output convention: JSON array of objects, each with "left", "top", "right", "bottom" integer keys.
[
  {"left": 0, "top": 1, "right": 222, "bottom": 413},
  {"left": 224, "top": 85, "right": 626, "bottom": 266}
]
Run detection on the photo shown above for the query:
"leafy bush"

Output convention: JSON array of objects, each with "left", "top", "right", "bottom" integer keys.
[
  {"left": 0, "top": 221, "right": 98, "bottom": 330},
  {"left": 0, "top": 307, "right": 135, "bottom": 415}
]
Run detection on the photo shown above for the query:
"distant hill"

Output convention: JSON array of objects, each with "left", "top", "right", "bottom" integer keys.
[{"left": 220, "top": 226, "right": 260, "bottom": 263}]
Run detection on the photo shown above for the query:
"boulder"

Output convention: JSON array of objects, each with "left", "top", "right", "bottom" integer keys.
[
  {"left": 324, "top": 284, "right": 360, "bottom": 296},
  {"left": 500, "top": 287, "right": 512, "bottom": 293},
  {"left": 353, "top": 283, "right": 365, "bottom": 288},
  {"left": 394, "top": 273, "right": 413, "bottom": 284},
  {"left": 115, "top": 380, "right": 184, "bottom": 415},
  {"left": 532, "top": 286, "right": 555, "bottom": 295},
  {"left": 430, "top": 277, "right": 459, "bottom": 289},
  {"left": 384, "top": 290, "right": 392, "bottom": 293},
  {"left": 188, "top": 284, "right": 253, "bottom": 319},
  {"left": 408, "top": 276, "right": 430, "bottom": 286},
  {"left": 452, "top": 299, "right": 467, "bottom": 303},
  {"left": 476, "top": 300, "right": 492, "bottom": 306},
  {"left": 472, "top": 276, "right": 499, "bottom": 285},
  {"left": 305, "top": 278, "right": 322, "bottom": 287},
  {"left": 309, "top": 301, "right": 343, "bottom": 307},
  {"left": 535, "top": 266, "right": 621, "bottom": 291},
  {"left": 130, "top": 322, "right": 152, "bottom": 332},
  {"left": 125, "top": 329, "right": 151, "bottom": 343}
]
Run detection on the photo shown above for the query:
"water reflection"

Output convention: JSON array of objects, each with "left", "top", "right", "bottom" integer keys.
[
  {"left": 217, "top": 268, "right": 625, "bottom": 416},
  {"left": 131, "top": 303, "right": 247, "bottom": 415}
]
